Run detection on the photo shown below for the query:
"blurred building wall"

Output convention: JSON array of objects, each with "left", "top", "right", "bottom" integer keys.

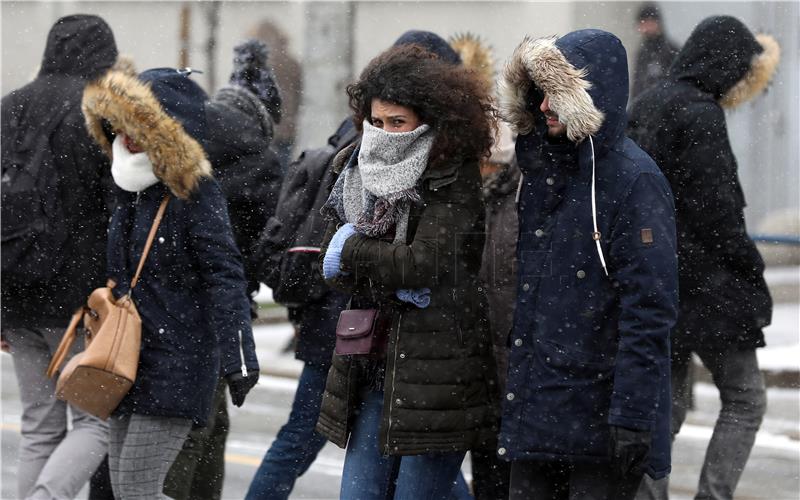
[{"left": 2, "top": 1, "right": 796, "bottom": 228}]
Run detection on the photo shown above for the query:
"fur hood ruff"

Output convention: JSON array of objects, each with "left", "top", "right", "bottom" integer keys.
[
  {"left": 82, "top": 71, "right": 211, "bottom": 199},
  {"left": 498, "top": 35, "right": 604, "bottom": 143},
  {"left": 720, "top": 34, "right": 780, "bottom": 109}
]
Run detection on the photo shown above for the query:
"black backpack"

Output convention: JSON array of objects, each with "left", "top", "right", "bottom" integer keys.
[
  {"left": 254, "top": 121, "right": 357, "bottom": 307},
  {"left": 1, "top": 96, "right": 73, "bottom": 285}
]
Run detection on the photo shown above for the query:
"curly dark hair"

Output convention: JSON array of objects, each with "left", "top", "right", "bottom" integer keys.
[{"left": 347, "top": 44, "right": 496, "bottom": 170}]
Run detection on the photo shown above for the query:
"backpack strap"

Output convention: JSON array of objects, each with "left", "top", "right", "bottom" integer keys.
[{"left": 129, "top": 195, "right": 170, "bottom": 291}]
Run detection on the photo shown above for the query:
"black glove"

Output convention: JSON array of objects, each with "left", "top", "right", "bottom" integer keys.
[
  {"left": 609, "top": 425, "right": 651, "bottom": 477},
  {"left": 226, "top": 370, "right": 260, "bottom": 407}
]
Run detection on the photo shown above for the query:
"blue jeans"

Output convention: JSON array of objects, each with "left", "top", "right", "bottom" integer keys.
[
  {"left": 245, "top": 362, "right": 330, "bottom": 500},
  {"left": 340, "top": 390, "right": 468, "bottom": 500}
]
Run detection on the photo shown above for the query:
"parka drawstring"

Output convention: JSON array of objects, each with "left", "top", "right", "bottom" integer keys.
[{"left": 589, "top": 136, "right": 609, "bottom": 276}]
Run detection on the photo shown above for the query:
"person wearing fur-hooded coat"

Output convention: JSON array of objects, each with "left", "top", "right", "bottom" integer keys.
[
  {"left": 81, "top": 68, "right": 259, "bottom": 499},
  {"left": 628, "top": 16, "right": 779, "bottom": 500},
  {"left": 497, "top": 30, "right": 678, "bottom": 499}
]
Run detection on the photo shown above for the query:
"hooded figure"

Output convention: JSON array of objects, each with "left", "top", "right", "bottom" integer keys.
[
  {"left": 628, "top": 16, "right": 778, "bottom": 500},
  {"left": 82, "top": 68, "right": 259, "bottom": 499},
  {"left": 498, "top": 30, "right": 678, "bottom": 498},
  {"left": 0, "top": 14, "right": 118, "bottom": 500},
  {"left": 205, "top": 39, "right": 284, "bottom": 297}
]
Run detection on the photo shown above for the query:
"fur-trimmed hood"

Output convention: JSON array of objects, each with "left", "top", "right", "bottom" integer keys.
[
  {"left": 499, "top": 29, "right": 628, "bottom": 151},
  {"left": 670, "top": 16, "right": 779, "bottom": 109},
  {"left": 450, "top": 32, "right": 495, "bottom": 90},
  {"left": 82, "top": 70, "right": 211, "bottom": 199}
]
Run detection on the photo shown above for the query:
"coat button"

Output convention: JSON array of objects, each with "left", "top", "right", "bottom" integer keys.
[
  {"left": 522, "top": 283, "right": 530, "bottom": 292},
  {"left": 395, "top": 398, "right": 402, "bottom": 405},
  {"left": 576, "top": 270, "right": 586, "bottom": 279},
  {"left": 506, "top": 392, "right": 515, "bottom": 401},
  {"left": 399, "top": 353, "right": 406, "bottom": 359},
  {"left": 498, "top": 447, "right": 507, "bottom": 456},
  {"left": 158, "top": 236, "right": 165, "bottom": 243},
  {"left": 534, "top": 229, "right": 544, "bottom": 237},
  {"left": 546, "top": 177, "right": 555, "bottom": 186},
  {"left": 514, "top": 338, "right": 523, "bottom": 347}
]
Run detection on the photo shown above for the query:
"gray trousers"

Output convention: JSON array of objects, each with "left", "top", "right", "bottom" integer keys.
[
  {"left": 109, "top": 413, "right": 191, "bottom": 499},
  {"left": 636, "top": 346, "right": 766, "bottom": 500},
  {"left": 4, "top": 327, "right": 109, "bottom": 500}
]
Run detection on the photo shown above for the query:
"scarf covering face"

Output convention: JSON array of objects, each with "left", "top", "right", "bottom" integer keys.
[
  {"left": 324, "top": 121, "right": 434, "bottom": 243},
  {"left": 111, "top": 135, "right": 160, "bottom": 192}
]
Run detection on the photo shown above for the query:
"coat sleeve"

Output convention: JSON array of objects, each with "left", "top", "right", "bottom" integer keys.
[
  {"left": 187, "top": 178, "right": 259, "bottom": 377},
  {"left": 607, "top": 172, "right": 678, "bottom": 430},
  {"left": 335, "top": 183, "right": 481, "bottom": 290}
]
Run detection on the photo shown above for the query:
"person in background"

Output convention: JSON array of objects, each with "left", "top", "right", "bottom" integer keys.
[
  {"left": 81, "top": 67, "right": 260, "bottom": 499},
  {"left": 630, "top": 2, "right": 679, "bottom": 100},
  {"left": 316, "top": 43, "right": 498, "bottom": 500},
  {"left": 0, "top": 14, "right": 118, "bottom": 499},
  {"left": 162, "top": 39, "right": 284, "bottom": 500},
  {"left": 249, "top": 20, "right": 302, "bottom": 170},
  {"left": 628, "top": 16, "right": 779, "bottom": 500},
  {"left": 497, "top": 29, "right": 678, "bottom": 499}
]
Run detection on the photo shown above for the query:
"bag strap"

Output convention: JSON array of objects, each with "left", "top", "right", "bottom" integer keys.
[
  {"left": 45, "top": 307, "right": 85, "bottom": 378},
  {"left": 130, "top": 195, "right": 170, "bottom": 290}
]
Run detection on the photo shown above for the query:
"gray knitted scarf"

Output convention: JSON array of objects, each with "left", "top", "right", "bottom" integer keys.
[{"left": 323, "top": 121, "right": 434, "bottom": 243}]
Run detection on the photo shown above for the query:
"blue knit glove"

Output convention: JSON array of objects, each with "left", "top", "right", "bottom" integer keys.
[
  {"left": 396, "top": 288, "right": 431, "bottom": 308},
  {"left": 323, "top": 223, "right": 357, "bottom": 279}
]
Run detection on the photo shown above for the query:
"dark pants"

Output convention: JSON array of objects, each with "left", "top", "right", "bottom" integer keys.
[
  {"left": 245, "top": 362, "right": 330, "bottom": 500},
  {"left": 471, "top": 449, "right": 511, "bottom": 500},
  {"left": 510, "top": 461, "right": 643, "bottom": 500},
  {"left": 163, "top": 378, "right": 230, "bottom": 500}
]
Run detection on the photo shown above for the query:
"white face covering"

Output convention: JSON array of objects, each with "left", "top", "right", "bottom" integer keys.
[{"left": 111, "top": 135, "right": 160, "bottom": 192}]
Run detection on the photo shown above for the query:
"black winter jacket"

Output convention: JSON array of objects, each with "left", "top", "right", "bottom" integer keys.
[
  {"left": 205, "top": 86, "right": 283, "bottom": 296},
  {"left": 315, "top": 144, "right": 499, "bottom": 456},
  {"left": 628, "top": 16, "right": 778, "bottom": 351},
  {"left": 1, "top": 15, "right": 117, "bottom": 328}
]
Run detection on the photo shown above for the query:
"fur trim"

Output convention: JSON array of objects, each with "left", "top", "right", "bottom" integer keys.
[
  {"left": 450, "top": 32, "right": 495, "bottom": 89},
  {"left": 499, "top": 36, "right": 604, "bottom": 142},
  {"left": 110, "top": 55, "right": 137, "bottom": 76},
  {"left": 82, "top": 71, "right": 211, "bottom": 199},
  {"left": 720, "top": 34, "right": 780, "bottom": 109}
]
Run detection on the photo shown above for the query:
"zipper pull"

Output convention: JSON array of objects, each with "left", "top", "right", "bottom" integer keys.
[{"left": 238, "top": 330, "right": 248, "bottom": 377}]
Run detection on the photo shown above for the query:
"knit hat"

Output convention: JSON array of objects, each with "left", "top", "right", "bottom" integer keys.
[
  {"left": 637, "top": 3, "right": 662, "bottom": 22},
  {"left": 393, "top": 30, "right": 462, "bottom": 65},
  {"left": 138, "top": 68, "right": 208, "bottom": 144},
  {"left": 229, "top": 39, "right": 282, "bottom": 124}
]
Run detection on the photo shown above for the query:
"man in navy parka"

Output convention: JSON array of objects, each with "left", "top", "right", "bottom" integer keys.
[{"left": 496, "top": 30, "right": 678, "bottom": 498}]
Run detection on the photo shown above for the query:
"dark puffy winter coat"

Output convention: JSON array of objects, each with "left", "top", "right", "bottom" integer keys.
[
  {"left": 205, "top": 86, "right": 283, "bottom": 296},
  {"left": 1, "top": 15, "right": 117, "bottom": 328},
  {"left": 497, "top": 30, "right": 678, "bottom": 478},
  {"left": 628, "top": 16, "right": 779, "bottom": 352},
  {"left": 315, "top": 143, "right": 499, "bottom": 456},
  {"left": 82, "top": 71, "right": 258, "bottom": 426}
]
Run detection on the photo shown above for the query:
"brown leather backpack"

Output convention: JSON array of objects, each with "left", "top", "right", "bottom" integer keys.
[{"left": 46, "top": 196, "right": 169, "bottom": 420}]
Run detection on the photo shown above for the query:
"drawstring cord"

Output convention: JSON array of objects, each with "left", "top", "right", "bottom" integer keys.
[{"left": 589, "top": 136, "right": 609, "bottom": 276}]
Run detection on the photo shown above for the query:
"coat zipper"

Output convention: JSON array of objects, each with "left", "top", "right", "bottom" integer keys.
[
  {"left": 384, "top": 312, "right": 402, "bottom": 455},
  {"left": 238, "top": 330, "right": 248, "bottom": 377},
  {"left": 452, "top": 289, "right": 463, "bottom": 345}
]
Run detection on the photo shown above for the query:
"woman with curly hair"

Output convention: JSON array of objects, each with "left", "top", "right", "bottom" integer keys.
[{"left": 315, "top": 44, "right": 499, "bottom": 499}]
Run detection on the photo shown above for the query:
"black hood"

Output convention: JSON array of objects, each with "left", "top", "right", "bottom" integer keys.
[
  {"left": 670, "top": 16, "right": 762, "bottom": 99},
  {"left": 39, "top": 14, "right": 117, "bottom": 80}
]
